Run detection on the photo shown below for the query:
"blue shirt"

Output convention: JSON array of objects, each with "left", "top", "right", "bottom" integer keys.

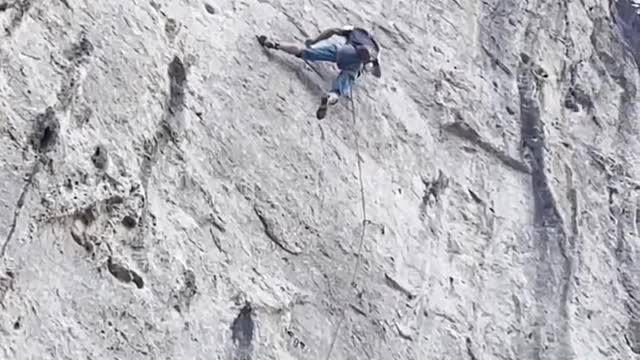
[{"left": 336, "top": 44, "right": 364, "bottom": 74}]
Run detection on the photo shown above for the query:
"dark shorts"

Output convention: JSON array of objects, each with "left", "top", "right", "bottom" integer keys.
[{"left": 301, "top": 44, "right": 360, "bottom": 97}]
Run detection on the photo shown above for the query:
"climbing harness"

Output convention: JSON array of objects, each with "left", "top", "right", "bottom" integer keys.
[{"left": 324, "top": 87, "right": 368, "bottom": 360}]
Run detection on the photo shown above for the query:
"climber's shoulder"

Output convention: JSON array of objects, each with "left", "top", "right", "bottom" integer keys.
[
  {"left": 340, "top": 25, "right": 355, "bottom": 32},
  {"left": 333, "top": 25, "right": 355, "bottom": 37}
]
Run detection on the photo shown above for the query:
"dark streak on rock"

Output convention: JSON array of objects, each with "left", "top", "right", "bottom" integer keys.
[
  {"left": 384, "top": 273, "right": 416, "bottom": 300},
  {"left": 59, "top": 0, "right": 71, "bottom": 10},
  {"left": 107, "top": 257, "right": 144, "bottom": 289},
  {"left": 1, "top": 161, "right": 40, "bottom": 257},
  {"left": 70, "top": 228, "right": 84, "bottom": 247},
  {"left": 130, "top": 271, "right": 144, "bottom": 289},
  {"left": 0, "top": 270, "right": 15, "bottom": 307},
  {"left": 466, "top": 337, "right": 478, "bottom": 360},
  {"left": 518, "top": 50, "right": 572, "bottom": 358},
  {"left": 395, "top": 322, "right": 414, "bottom": 341},
  {"left": 168, "top": 56, "right": 186, "bottom": 115},
  {"left": 231, "top": 302, "right": 254, "bottom": 360},
  {"left": 566, "top": 166, "right": 579, "bottom": 248},
  {"left": 106, "top": 195, "right": 125, "bottom": 206},
  {"left": 204, "top": 3, "right": 215, "bottom": 14},
  {"left": 209, "top": 228, "right": 224, "bottom": 253},
  {"left": 444, "top": 120, "right": 530, "bottom": 174},
  {"left": 253, "top": 205, "right": 300, "bottom": 255},
  {"left": 30, "top": 107, "right": 60, "bottom": 153},
  {"left": 481, "top": 45, "right": 513, "bottom": 76},
  {"left": 626, "top": 327, "right": 640, "bottom": 355},
  {"left": 107, "top": 257, "right": 132, "bottom": 282},
  {"left": 468, "top": 189, "right": 484, "bottom": 205},
  {"left": 122, "top": 215, "right": 137, "bottom": 228},
  {"left": 211, "top": 215, "right": 226, "bottom": 233},
  {"left": 349, "top": 303, "right": 367, "bottom": 317}
]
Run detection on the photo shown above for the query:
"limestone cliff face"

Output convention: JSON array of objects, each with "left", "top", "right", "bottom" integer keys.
[{"left": 1, "top": 0, "right": 639, "bottom": 359}]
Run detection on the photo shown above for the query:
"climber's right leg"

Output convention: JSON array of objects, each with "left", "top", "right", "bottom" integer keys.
[
  {"left": 257, "top": 35, "right": 303, "bottom": 55},
  {"left": 257, "top": 35, "right": 337, "bottom": 63}
]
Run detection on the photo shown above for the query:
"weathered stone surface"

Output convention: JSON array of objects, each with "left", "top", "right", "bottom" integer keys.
[{"left": 0, "top": 0, "right": 639, "bottom": 359}]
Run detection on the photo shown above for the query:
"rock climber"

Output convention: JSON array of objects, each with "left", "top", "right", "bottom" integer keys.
[{"left": 257, "top": 26, "right": 382, "bottom": 119}]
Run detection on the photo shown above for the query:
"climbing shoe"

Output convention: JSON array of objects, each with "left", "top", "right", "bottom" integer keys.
[
  {"left": 316, "top": 95, "right": 329, "bottom": 120},
  {"left": 257, "top": 35, "right": 279, "bottom": 50}
]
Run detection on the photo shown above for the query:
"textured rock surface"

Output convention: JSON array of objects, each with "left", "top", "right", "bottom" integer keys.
[{"left": 1, "top": 0, "right": 640, "bottom": 359}]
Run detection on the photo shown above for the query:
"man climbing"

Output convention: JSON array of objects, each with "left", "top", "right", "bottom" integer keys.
[{"left": 257, "top": 26, "right": 382, "bottom": 119}]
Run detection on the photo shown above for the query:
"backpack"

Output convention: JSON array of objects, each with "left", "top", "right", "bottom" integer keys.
[{"left": 345, "top": 27, "right": 380, "bottom": 63}]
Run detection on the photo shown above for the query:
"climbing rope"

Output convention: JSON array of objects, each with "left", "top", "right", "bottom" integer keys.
[{"left": 324, "top": 87, "right": 368, "bottom": 360}]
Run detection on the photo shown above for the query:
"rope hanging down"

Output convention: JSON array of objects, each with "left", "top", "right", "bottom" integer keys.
[{"left": 324, "top": 88, "right": 368, "bottom": 360}]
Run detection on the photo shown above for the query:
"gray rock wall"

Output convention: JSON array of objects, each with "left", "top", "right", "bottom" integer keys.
[{"left": 1, "top": 0, "right": 639, "bottom": 359}]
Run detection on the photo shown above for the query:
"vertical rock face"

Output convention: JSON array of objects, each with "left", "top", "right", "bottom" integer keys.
[{"left": 0, "top": 0, "right": 639, "bottom": 359}]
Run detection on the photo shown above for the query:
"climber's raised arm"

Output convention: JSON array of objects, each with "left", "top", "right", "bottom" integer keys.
[{"left": 306, "top": 26, "right": 353, "bottom": 46}]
